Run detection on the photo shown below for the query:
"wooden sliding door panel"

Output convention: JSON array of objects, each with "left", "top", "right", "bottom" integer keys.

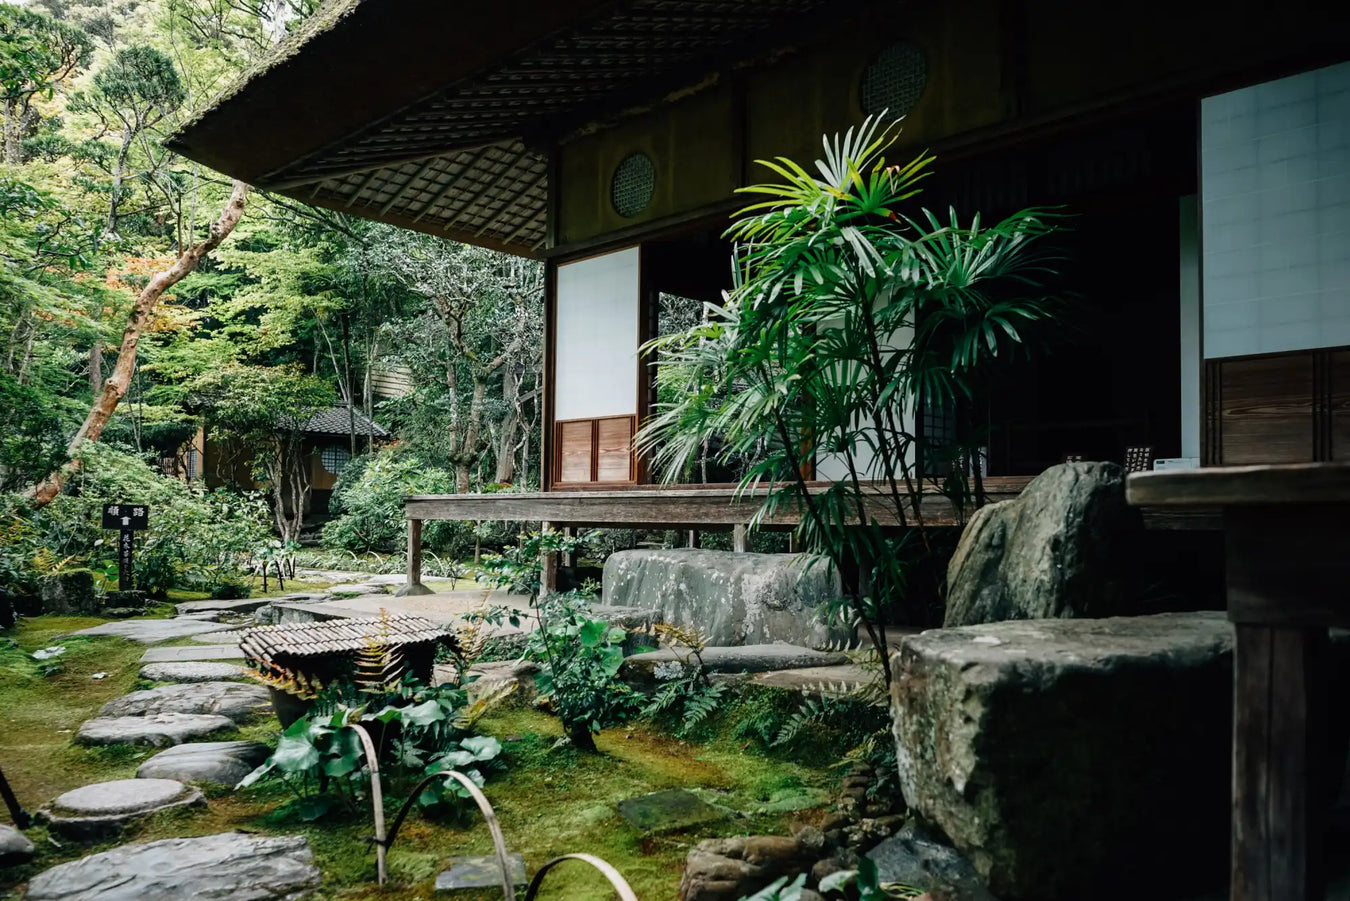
[
  {"left": 596, "top": 416, "right": 635, "bottom": 482},
  {"left": 557, "top": 420, "right": 594, "bottom": 484},
  {"left": 1216, "top": 355, "right": 1315, "bottom": 465}
]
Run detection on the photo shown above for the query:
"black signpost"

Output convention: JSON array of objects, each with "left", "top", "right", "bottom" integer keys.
[{"left": 101, "top": 503, "right": 149, "bottom": 591}]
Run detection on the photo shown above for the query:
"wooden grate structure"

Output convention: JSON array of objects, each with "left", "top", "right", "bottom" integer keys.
[
  {"left": 169, "top": 0, "right": 835, "bottom": 258},
  {"left": 240, "top": 614, "right": 450, "bottom": 661}
]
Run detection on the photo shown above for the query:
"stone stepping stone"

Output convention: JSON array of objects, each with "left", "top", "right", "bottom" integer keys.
[
  {"left": 622, "top": 644, "right": 847, "bottom": 682},
  {"left": 435, "top": 854, "right": 527, "bottom": 892},
  {"left": 66, "top": 619, "right": 237, "bottom": 643},
  {"left": 137, "top": 741, "right": 269, "bottom": 785},
  {"left": 749, "top": 664, "right": 874, "bottom": 697},
  {"left": 24, "top": 832, "right": 321, "bottom": 900},
  {"left": 100, "top": 682, "right": 270, "bottom": 723},
  {"left": 140, "top": 644, "right": 242, "bottom": 664},
  {"left": 191, "top": 629, "right": 251, "bottom": 643},
  {"left": 37, "top": 779, "right": 204, "bottom": 840},
  {"left": 0, "top": 823, "right": 35, "bottom": 865},
  {"left": 176, "top": 597, "right": 272, "bottom": 615},
  {"left": 616, "top": 788, "right": 729, "bottom": 832},
  {"left": 76, "top": 713, "right": 234, "bottom": 747},
  {"left": 139, "top": 661, "right": 249, "bottom": 683}
]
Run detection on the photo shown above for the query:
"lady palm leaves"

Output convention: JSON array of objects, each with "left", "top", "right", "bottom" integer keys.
[{"left": 636, "top": 116, "right": 1062, "bottom": 658}]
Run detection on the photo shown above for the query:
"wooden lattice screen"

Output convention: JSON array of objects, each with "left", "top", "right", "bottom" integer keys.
[{"left": 553, "top": 415, "right": 636, "bottom": 486}]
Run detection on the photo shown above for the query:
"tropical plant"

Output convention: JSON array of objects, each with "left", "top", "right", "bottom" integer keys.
[
  {"left": 636, "top": 116, "right": 1062, "bottom": 681},
  {"left": 642, "top": 623, "right": 729, "bottom": 737},
  {"left": 740, "top": 874, "right": 808, "bottom": 901},
  {"left": 818, "top": 857, "right": 924, "bottom": 899}
]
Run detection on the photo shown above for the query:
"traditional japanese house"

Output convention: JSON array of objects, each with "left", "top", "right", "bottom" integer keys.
[{"left": 169, "top": 0, "right": 1350, "bottom": 583}]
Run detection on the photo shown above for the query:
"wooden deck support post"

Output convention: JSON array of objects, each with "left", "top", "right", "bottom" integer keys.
[
  {"left": 540, "top": 520, "right": 558, "bottom": 598},
  {"left": 396, "top": 518, "right": 434, "bottom": 597},
  {"left": 561, "top": 526, "right": 576, "bottom": 569},
  {"left": 686, "top": 529, "right": 700, "bottom": 549},
  {"left": 732, "top": 524, "right": 749, "bottom": 553}
]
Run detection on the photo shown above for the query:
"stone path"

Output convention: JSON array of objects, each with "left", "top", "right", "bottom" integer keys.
[
  {"left": 749, "top": 664, "right": 874, "bottom": 697},
  {"left": 24, "top": 833, "right": 322, "bottom": 900},
  {"left": 175, "top": 597, "right": 272, "bottom": 615},
  {"left": 137, "top": 741, "right": 269, "bottom": 785},
  {"left": 68, "top": 619, "right": 238, "bottom": 643},
  {"left": 76, "top": 713, "right": 235, "bottom": 747},
  {"left": 435, "top": 853, "right": 527, "bottom": 892},
  {"left": 622, "top": 644, "right": 848, "bottom": 681},
  {"left": 37, "top": 779, "right": 204, "bottom": 840},
  {"left": 139, "top": 661, "right": 249, "bottom": 683},
  {"left": 0, "top": 823, "right": 35, "bottom": 865},
  {"left": 100, "top": 682, "right": 269, "bottom": 723},
  {"left": 616, "top": 789, "right": 729, "bottom": 832},
  {"left": 190, "top": 629, "right": 251, "bottom": 643},
  {"left": 140, "top": 644, "right": 242, "bottom": 663}
]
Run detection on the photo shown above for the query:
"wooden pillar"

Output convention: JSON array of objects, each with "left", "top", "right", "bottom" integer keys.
[
  {"left": 396, "top": 518, "right": 433, "bottom": 597},
  {"left": 788, "top": 532, "right": 801, "bottom": 553},
  {"left": 732, "top": 524, "right": 749, "bottom": 553},
  {"left": 1231, "top": 624, "right": 1328, "bottom": 901},
  {"left": 540, "top": 520, "right": 558, "bottom": 598},
  {"left": 561, "top": 526, "right": 576, "bottom": 569},
  {"left": 686, "top": 529, "right": 700, "bottom": 549}
]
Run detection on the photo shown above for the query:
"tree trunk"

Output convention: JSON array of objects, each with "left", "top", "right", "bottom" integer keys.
[
  {"left": 3, "top": 98, "right": 19, "bottom": 166},
  {"left": 494, "top": 366, "right": 521, "bottom": 484},
  {"left": 26, "top": 181, "right": 251, "bottom": 507},
  {"left": 105, "top": 128, "right": 134, "bottom": 241},
  {"left": 567, "top": 723, "right": 598, "bottom": 753}
]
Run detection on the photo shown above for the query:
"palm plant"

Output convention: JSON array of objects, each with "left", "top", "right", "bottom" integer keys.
[{"left": 636, "top": 116, "right": 1062, "bottom": 685}]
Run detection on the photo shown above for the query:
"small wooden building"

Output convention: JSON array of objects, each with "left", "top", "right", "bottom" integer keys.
[{"left": 170, "top": 0, "right": 1350, "bottom": 506}]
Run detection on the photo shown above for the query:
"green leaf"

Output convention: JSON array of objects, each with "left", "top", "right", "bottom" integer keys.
[
  {"left": 271, "top": 732, "right": 320, "bottom": 773},
  {"left": 460, "top": 735, "right": 502, "bottom": 761}
]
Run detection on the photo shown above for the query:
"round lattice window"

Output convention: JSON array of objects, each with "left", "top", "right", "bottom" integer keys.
[
  {"left": 860, "top": 41, "right": 927, "bottom": 119},
  {"left": 611, "top": 152, "right": 655, "bottom": 218},
  {"left": 320, "top": 445, "right": 350, "bottom": 475}
]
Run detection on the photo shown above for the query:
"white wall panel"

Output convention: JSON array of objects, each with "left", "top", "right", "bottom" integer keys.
[
  {"left": 1202, "top": 61, "right": 1350, "bottom": 359},
  {"left": 555, "top": 248, "right": 640, "bottom": 420}
]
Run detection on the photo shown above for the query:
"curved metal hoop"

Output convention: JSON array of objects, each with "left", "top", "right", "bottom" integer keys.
[
  {"left": 524, "top": 853, "right": 641, "bottom": 901},
  {"left": 347, "top": 724, "right": 388, "bottom": 886},
  {"left": 383, "top": 769, "right": 516, "bottom": 899}
]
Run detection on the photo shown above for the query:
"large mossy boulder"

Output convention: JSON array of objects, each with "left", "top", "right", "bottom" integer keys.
[
  {"left": 944, "top": 462, "right": 1140, "bottom": 627},
  {"left": 39, "top": 572, "right": 99, "bottom": 616},
  {"left": 602, "top": 549, "right": 849, "bottom": 647},
  {"left": 890, "top": 612, "right": 1236, "bottom": 900}
]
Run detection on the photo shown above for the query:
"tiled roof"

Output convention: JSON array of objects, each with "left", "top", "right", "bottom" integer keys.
[{"left": 300, "top": 405, "right": 390, "bottom": 439}]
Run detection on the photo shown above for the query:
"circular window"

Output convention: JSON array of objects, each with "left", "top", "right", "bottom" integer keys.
[
  {"left": 611, "top": 152, "right": 655, "bottom": 218},
  {"left": 860, "top": 41, "right": 927, "bottom": 119},
  {"left": 320, "top": 445, "right": 350, "bottom": 474}
]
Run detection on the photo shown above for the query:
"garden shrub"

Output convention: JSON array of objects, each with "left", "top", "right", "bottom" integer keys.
[{"left": 322, "top": 449, "right": 463, "bottom": 554}]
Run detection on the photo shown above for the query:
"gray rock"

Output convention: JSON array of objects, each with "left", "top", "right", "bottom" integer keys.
[
  {"left": 139, "top": 662, "right": 249, "bottom": 683},
  {"left": 602, "top": 549, "right": 850, "bottom": 647},
  {"left": 191, "top": 629, "right": 250, "bottom": 643},
  {"left": 39, "top": 572, "right": 99, "bottom": 616},
  {"left": 67, "top": 619, "right": 237, "bottom": 643},
  {"left": 24, "top": 833, "right": 321, "bottom": 900},
  {"left": 100, "top": 682, "right": 269, "bottom": 723},
  {"left": 866, "top": 823, "right": 995, "bottom": 900},
  {"left": 76, "top": 713, "right": 235, "bottom": 747},
  {"left": 327, "top": 582, "right": 384, "bottom": 595},
  {"left": 0, "top": 823, "right": 35, "bottom": 865},
  {"left": 617, "top": 789, "right": 729, "bottom": 832},
  {"left": 890, "top": 612, "right": 1235, "bottom": 899},
  {"left": 139, "top": 644, "right": 242, "bottom": 663},
  {"left": 677, "top": 835, "right": 813, "bottom": 901},
  {"left": 434, "top": 853, "right": 527, "bottom": 891},
  {"left": 38, "top": 779, "right": 204, "bottom": 840},
  {"left": 175, "top": 597, "right": 270, "bottom": 615},
  {"left": 944, "top": 462, "right": 1140, "bottom": 626},
  {"left": 137, "top": 741, "right": 270, "bottom": 785},
  {"left": 623, "top": 644, "right": 846, "bottom": 683}
]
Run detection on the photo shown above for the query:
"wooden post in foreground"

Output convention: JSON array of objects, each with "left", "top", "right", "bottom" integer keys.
[
  {"left": 540, "top": 520, "right": 558, "bottom": 598},
  {"left": 396, "top": 518, "right": 434, "bottom": 596},
  {"left": 732, "top": 524, "right": 749, "bottom": 553}
]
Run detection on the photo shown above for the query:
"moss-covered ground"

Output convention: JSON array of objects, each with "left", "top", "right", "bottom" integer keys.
[{"left": 0, "top": 614, "right": 841, "bottom": 900}]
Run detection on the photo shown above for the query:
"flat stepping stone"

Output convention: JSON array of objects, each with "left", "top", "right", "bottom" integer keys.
[
  {"left": 140, "top": 644, "right": 242, "bottom": 663},
  {"left": 191, "top": 629, "right": 251, "bottom": 643},
  {"left": 66, "top": 619, "right": 237, "bottom": 643},
  {"left": 37, "top": 779, "right": 204, "bottom": 840},
  {"left": 328, "top": 582, "right": 385, "bottom": 595},
  {"left": 616, "top": 788, "right": 729, "bottom": 832},
  {"left": 0, "top": 823, "right": 34, "bottom": 865},
  {"left": 176, "top": 597, "right": 271, "bottom": 615},
  {"left": 749, "top": 664, "right": 874, "bottom": 697},
  {"left": 140, "top": 661, "right": 249, "bottom": 683},
  {"left": 137, "top": 741, "right": 269, "bottom": 785},
  {"left": 76, "top": 713, "right": 234, "bottom": 747},
  {"left": 622, "top": 644, "right": 846, "bottom": 681},
  {"left": 100, "top": 682, "right": 269, "bottom": 723},
  {"left": 435, "top": 854, "right": 527, "bottom": 892},
  {"left": 24, "top": 832, "right": 321, "bottom": 900}
]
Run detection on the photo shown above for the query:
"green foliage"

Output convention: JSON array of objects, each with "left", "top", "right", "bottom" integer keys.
[
  {"left": 81, "top": 45, "right": 184, "bottom": 127},
  {"left": 240, "top": 674, "right": 504, "bottom": 814},
  {"left": 740, "top": 874, "right": 807, "bottom": 901},
  {"left": 642, "top": 624, "right": 730, "bottom": 738},
  {"left": 817, "top": 857, "right": 925, "bottom": 899},
  {"left": 321, "top": 448, "right": 457, "bottom": 553},
  {"left": 0, "top": 5, "right": 92, "bottom": 109},
  {"left": 637, "top": 117, "right": 1063, "bottom": 658}
]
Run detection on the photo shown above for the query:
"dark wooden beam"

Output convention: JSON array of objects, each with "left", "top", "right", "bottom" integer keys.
[
  {"left": 411, "top": 146, "right": 491, "bottom": 224},
  {"left": 444, "top": 146, "right": 529, "bottom": 231},
  {"left": 380, "top": 157, "right": 440, "bottom": 214},
  {"left": 475, "top": 169, "right": 547, "bottom": 237}
]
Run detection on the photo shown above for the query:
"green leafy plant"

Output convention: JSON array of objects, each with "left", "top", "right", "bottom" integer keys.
[
  {"left": 636, "top": 116, "right": 1063, "bottom": 678},
  {"left": 740, "top": 874, "right": 808, "bottom": 901},
  {"left": 818, "top": 857, "right": 924, "bottom": 899},
  {"left": 642, "top": 623, "right": 729, "bottom": 738}
]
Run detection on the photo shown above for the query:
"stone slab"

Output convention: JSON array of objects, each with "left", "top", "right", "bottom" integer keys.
[
  {"left": 867, "top": 823, "right": 995, "bottom": 900},
  {"left": 101, "top": 682, "right": 270, "bottom": 723},
  {"left": 66, "top": 619, "right": 238, "bottom": 643},
  {"left": 76, "top": 713, "right": 234, "bottom": 747},
  {"left": 39, "top": 779, "right": 203, "bottom": 840},
  {"left": 24, "top": 833, "right": 321, "bottom": 900},
  {"left": 176, "top": 597, "right": 271, "bottom": 615},
  {"left": 616, "top": 789, "right": 729, "bottom": 832},
  {"left": 0, "top": 823, "right": 34, "bottom": 865},
  {"left": 622, "top": 645, "right": 846, "bottom": 682},
  {"left": 139, "top": 662, "right": 249, "bottom": 683},
  {"left": 191, "top": 629, "right": 251, "bottom": 643},
  {"left": 137, "top": 741, "right": 269, "bottom": 785},
  {"left": 749, "top": 664, "right": 874, "bottom": 696},
  {"left": 140, "top": 644, "right": 243, "bottom": 663},
  {"left": 434, "top": 853, "right": 527, "bottom": 892}
]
